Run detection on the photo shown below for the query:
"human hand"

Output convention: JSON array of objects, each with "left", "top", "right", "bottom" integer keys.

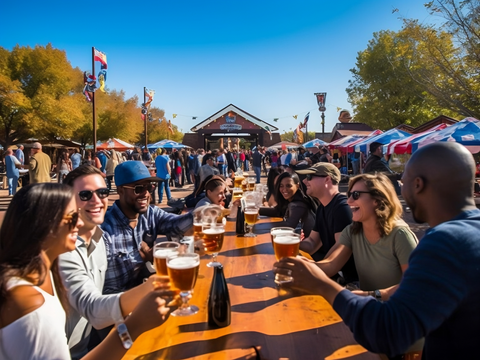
[
  {"left": 351, "top": 290, "right": 369, "bottom": 297},
  {"left": 300, "top": 230, "right": 305, "bottom": 241},
  {"left": 194, "top": 240, "right": 206, "bottom": 255},
  {"left": 139, "top": 241, "right": 153, "bottom": 263}
]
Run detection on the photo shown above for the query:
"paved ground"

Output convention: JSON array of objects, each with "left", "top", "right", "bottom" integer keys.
[{"left": 0, "top": 172, "right": 429, "bottom": 240}]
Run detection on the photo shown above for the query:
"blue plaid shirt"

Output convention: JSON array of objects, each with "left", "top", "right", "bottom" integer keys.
[{"left": 101, "top": 200, "right": 193, "bottom": 294}]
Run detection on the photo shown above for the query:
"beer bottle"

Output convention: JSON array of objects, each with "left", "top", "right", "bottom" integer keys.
[
  {"left": 208, "top": 265, "right": 231, "bottom": 328},
  {"left": 235, "top": 198, "right": 246, "bottom": 235}
]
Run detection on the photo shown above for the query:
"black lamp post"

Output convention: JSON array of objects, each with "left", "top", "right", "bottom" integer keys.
[{"left": 314, "top": 92, "right": 327, "bottom": 134}]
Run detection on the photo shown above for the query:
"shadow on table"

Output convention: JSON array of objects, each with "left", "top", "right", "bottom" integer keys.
[
  {"left": 134, "top": 325, "right": 375, "bottom": 360},
  {"left": 220, "top": 243, "right": 273, "bottom": 258},
  {"left": 227, "top": 270, "right": 276, "bottom": 290}
]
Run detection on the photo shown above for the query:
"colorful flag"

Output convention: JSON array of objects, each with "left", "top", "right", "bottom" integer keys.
[
  {"left": 168, "top": 120, "right": 174, "bottom": 134},
  {"left": 94, "top": 48, "right": 108, "bottom": 68},
  {"left": 173, "top": 114, "right": 177, "bottom": 119},
  {"left": 303, "top": 112, "right": 310, "bottom": 127},
  {"left": 98, "top": 70, "right": 107, "bottom": 92},
  {"left": 293, "top": 115, "right": 298, "bottom": 119},
  {"left": 264, "top": 125, "right": 272, "bottom": 140},
  {"left": 336, "top": 107, "right": 342, "bottom": 112},
  {"left": 273, "top": 118, "right": 279, "bottom": 122},
  {"left": 144, "top": 88, "right": 155, "bottom": 108},
  {"left": 294, "top": 123, "right": 304, "bottom": 143}
]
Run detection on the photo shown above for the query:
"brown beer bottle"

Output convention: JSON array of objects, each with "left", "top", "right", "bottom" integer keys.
[
  {"left": 207, "top": 265, "right": 231, "bottom": 328},
  {"left": 235, "top": 199, "right": 246, "bottom": 235}
]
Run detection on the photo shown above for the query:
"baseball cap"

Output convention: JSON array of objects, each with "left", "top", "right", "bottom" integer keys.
[
  {"left": 296, "top": 162, "right": 341, "bottom": 184},
  {"left": 115, "top": 161, "right": 162, "bottom": 186}
]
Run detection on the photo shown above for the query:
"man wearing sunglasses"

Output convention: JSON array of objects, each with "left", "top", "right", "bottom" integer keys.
[
  {"left": 101, "top": 161, "right": 194, "bottom": 295},
  {"left": 58, "top": 165, "right": 171, "bottom": 359},
  {"left": 296, "top": 162, "right": 358, "bottom": 284}
]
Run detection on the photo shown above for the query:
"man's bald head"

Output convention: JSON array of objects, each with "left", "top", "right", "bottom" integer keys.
[{"left": 402, "top": 142, "right": 476, "bottom": 225}]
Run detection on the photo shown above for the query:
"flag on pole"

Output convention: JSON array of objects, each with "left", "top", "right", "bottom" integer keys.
[
  {"left": 303, "top": 112, "right": 310, "bottom": 127},
  {"left": 168, "top": 120, "right": 174, "bottom": 134},
  {"left": 144, "top": 88, "right": 155, "bottom": 108},
  {"left": 293, "top": 123, "right": 304, "bottom": 143},
  {"left": 94, "top": 48, "right": 108, "bottom": 68},
  {"left": 264, "top": 125, "right": 272, "bottom": 140}
]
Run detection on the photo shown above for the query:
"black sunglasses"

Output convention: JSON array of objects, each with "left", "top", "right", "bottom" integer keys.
[
  {"left": 347, "top": 190, "right": 371, "bottom": 200},
  {"left": 305, "top": 174, "right": 327, "bottom": 181},
  {"left": 123, "top": 183, "right": 156, "bottom": 194},
  {"left": 78, "top": 188, "right": 110, "bottom": 201},
  {"left": 63, "top": 209, "right": 80, "bottom": 230}
]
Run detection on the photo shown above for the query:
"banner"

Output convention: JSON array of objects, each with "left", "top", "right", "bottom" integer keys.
[
  {"left": 144, "top": 88, "right": 155, "bottom": 108},
  {"left": 303, "top": 112, "right": 310, "bottom": 127},
  {"left": 314, "top": 92, "right": 327, "bottom": 112},
  {"left": 94, "top": 48, "right": 108, "bottom": 68}
]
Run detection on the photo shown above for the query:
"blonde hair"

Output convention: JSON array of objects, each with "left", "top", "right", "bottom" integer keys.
[{"left": 348, "top": 173, "right": 403, "bottom": 237}]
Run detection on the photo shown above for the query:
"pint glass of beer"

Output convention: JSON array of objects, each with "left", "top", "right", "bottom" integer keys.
[
  {"left": 153, "top": 242, "right": 180, "bottom": 276},
  {"left": 202, "top": 223, "right": 225, "bottom": 267},
  {"left": 273, "top": 233, "right": 301, "bottom": 284},
  {"left": 234, "top": 175, "right": 245, "bottom": 188},
  {"left": 270, "top": 227, "right": 295, "bottom": 245},
  {"left": 167, "top": 252, "right": 200, "bottom": 316},
  {"left": 248, "top": 176, "right": 256, "bottom": 190},
  {"left": 244, "top": 205, "right": 259, "bottom": 238},
  {"left": 232, "top": 187, "right": 243, "bottom": 201}
]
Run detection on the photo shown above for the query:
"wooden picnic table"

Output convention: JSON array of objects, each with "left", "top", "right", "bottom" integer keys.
[{"left": 123, "top": 217, "right": 380, "bottom": 360}]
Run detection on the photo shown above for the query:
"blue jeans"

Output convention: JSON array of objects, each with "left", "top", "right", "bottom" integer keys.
[
  {"left": 157, "top": 179, "right": 172, "bottom": 203},
  {"left": 253, "top": 166, "right": 261, "bottom": 183},
  {"left": 8, "top": 175, "right": 19, "bottom": 195},
  {"left": 244, "top": 160, "right": 249, "bottom": 171}
]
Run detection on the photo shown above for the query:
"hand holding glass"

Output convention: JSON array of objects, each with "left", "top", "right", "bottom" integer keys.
[
  {"left": 273, "top": 233, "right": 300, "bottom": 284},
  {"left": 153, "top": 242, "right": 180, "bottom": 276}
]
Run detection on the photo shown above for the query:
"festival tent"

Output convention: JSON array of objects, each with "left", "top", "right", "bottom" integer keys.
[
  {"left": 147, "top": 139, "right": 188, "bottom": 150},
  {"left": 386, "top": 124, "right": 448, "bottom": 155},
  {"left": 268, "top": 141, "right": 300, "bottom": 150},
  {"left": 412, "top": 117, "right": 480, "bottom": 154},
  {"left": 328, "top": 135, "right": 366, "bottom": 151},
  {"left": 97, "top": 138, "right": 134, "bottom": 151},
  {"left": 339, "top": 129, "right": 384, "bottom": 153},
  {"left": 302, "top": 139, "right": 328, "bottom": 148},
  {"left": 354, "top": 128, "right": 410, "bottom": 153}
]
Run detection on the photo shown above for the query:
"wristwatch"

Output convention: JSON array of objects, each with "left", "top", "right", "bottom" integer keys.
[
  {"left": 374, "top": 289, "right": 382, "bottom": 300},
  {"left": 116, "top": 322, "right": 133, "bottom": 350}
]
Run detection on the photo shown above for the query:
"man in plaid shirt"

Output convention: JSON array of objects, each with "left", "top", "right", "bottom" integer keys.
[{"left": 102, "top": 161, "right": 193, "bottom": 294}]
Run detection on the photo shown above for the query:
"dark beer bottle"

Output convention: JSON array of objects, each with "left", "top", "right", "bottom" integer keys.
[
  {"left": 208, "top": 265, "right": 231, "bottom": 328},
  {"left": 235, "top": 199, "right": 246, "bottom": 235}
]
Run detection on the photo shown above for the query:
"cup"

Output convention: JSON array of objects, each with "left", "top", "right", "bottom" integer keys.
[{"left": 273, "top": 233, "right": 300, "bottom": 284}]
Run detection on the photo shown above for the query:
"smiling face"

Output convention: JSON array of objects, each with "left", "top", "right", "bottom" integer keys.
[
  {"left": 347, "top": 180, "right": 377, "bottom": 224},
  {"left": 279, "top": 177, "right": 299, "bottom": 201},
  {"left": 73, "top": 174, "right": 109, "bottom": 230},
  {"left": 207, "top": 183, "right": 226, "bottom": 205},
  {"left": 118, "top": 180, "right": 152, "bottom": 217},
  {"left": 44, "top": 198, "right": 84, "bottom": 255},
  {"left": 303, "top": 174, "right": 327, "bottom": 199}
]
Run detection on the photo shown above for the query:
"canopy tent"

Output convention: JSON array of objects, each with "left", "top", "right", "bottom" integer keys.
[
  {"left": 24, "top": 139, "right": 82, "bottom": 149},
  {"left": 97, "top": 138, "right": 135, "bottom": 151},
  {"left": 354, "top": 128, "right": 410, "bottom": 153},
  {"left": 268, "top": 141, "right": 300, "bottom": 150},
  {"left": 412, "top": 117, "right": 480, "bottom": 154},
  {"left": 302, "top": 139, "right": 328, "bottom": 148},
  {"left": 147, "top": 140, "right": 188, "bottom": 150},
  {"left": 386, "top": 124, "right": 448, "bottom": 155},
  {"left": 339, "top": 129, "right": 383, "bottom": 153},
  {"left": 328, "top": 135, "right": 366, "bottom": 151}
]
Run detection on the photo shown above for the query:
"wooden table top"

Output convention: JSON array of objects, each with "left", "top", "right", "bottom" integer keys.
[{"left": 124, "top": 217, "right": 380, "bottom": 360}]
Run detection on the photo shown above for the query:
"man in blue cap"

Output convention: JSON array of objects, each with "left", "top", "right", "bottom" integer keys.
[{"left": 101, "top": 161, "right": 194, "bottom": 294}]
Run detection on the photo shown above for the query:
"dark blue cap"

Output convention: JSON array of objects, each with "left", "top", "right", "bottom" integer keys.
[{"left": 114, "top": 161, "right": 162, "bottom": 186}]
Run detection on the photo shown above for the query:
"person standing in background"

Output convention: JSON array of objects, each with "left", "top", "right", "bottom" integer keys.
[
  {"left": 5, "top": 149, "right": 20, "bottom": 196},
  {"left": 71, "top": 148, "right": 82, "bottom": 170},
  {"left": 155, "top": 149, "right": 172, "bottom": 204},
  {"left": 14, "top": 144, "right": 24, "bottom": 165},
  {"left": 25, "top": 142, "right": 52, "bottom": 184}
]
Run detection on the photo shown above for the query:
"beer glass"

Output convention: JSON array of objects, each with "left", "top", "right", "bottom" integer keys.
[
  {"left": 153, "top": 242, "right": 180, "bottom": 276},
  {"left": 232, "top": 187, "right": 243, "bottom": 201},
  {"left": 167, "top": 252, "right": 200, "bottom": 316},
  {"left": 193, "top": 211, "right": 203, "bottom": 242},
  {"left": 248, "top": 176, "right": 256, "bottom": 191},
  {"left": 270, "top": 227, "right": 295, "bottom": 245},
  {"left": 244, "top": 206, "right": 259, "bottom": 237},
  {"left": 241, "top": 179, "right": 247, "bottom": 191},
  {"left": 273, "top": 233, "right": 300, "bottom": 284},
  {"left": 234, "top": 175, "right": 245, "bottom": 188},
  {"left": 202, "top": 223, "right": 225, "bottom": 267}
]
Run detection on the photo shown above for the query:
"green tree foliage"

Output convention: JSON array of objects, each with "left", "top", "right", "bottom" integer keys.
[
  {"left": 138, "top": 107, "right": 183, "bottom": 144},
  {"left": 280, "top": 131, "right": 316, "bottom": 142}
]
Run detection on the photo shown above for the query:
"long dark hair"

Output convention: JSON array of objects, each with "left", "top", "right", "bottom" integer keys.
[
  {"left": 274, "top": 172, "right": 316, "bottom": 215},
  {"left": 267, "top": 167, "right": 284, "bottom": 197},
  {"left": 0, "top": 183, "right": 74, "bottom": 311},
  {"left": 195, "top": 174, "right": 225, "bottom": 197}
]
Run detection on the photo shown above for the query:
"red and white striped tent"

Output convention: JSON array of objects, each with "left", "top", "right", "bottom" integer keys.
[{"left": 97, "top": 138, "right": 135, "bottom": 151}]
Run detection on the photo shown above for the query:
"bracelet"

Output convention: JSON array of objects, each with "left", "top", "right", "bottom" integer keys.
[{"left": 116, "top": 322, "right": 133, "bottom": 350}]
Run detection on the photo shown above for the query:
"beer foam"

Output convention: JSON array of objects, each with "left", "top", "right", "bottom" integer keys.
[
  {"left": 203, "top": 228, "right": 225, "bottom": 235},
  {"left": 154, "top": 249, "right": 175, "bottom": 259},
  {"left": 245, "top": 210, "right": 258, "bottom": 215},
  {"left": 272, "top": 230, "right": 295, "bottom": 236},
  {"left": 168, "top": 256, "right": 200, "bottom": 269},
  {"left": 274, "top": 236, "right": 300, "bottom": 245}
]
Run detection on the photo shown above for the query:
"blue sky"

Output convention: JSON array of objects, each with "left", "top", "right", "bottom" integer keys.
[{"left": 1, "top": 0, "right": 438, "bottom": 136}]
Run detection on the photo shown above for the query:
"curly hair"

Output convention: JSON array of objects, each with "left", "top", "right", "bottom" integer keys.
[{"left": 348, "top": 173, "right": 403, "bottom": 237}]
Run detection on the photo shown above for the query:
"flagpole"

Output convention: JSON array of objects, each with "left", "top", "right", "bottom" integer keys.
[
  {"left": 92, "top": 47, "right": 97, "bottom": 153},
  {"left": 144, "top": 87, "right": 148, "bottom": 149},
  {"left": 305, "top": 121, "right": 308, "bottom": 143}
]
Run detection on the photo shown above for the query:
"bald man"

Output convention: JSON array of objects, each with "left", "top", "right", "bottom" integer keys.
[
  {"left": 274, "top": 142, "right": 480, "bottom": 359},
  {"left": 27, "top": 142, "right": 52, "bottom": 183}
]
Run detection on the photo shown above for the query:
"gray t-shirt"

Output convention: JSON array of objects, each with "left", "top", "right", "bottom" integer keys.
[{"left": 339, "top": 221, "right": 418, "bottom": 290}]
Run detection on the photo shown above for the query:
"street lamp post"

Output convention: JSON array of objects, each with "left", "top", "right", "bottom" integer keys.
[{"left": 314, "top": 92, "right": 327, "bottom": 135}]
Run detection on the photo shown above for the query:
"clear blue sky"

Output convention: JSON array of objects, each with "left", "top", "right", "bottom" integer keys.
[{"left": 1, "top": 0, "right": 438, "bottom": 136}]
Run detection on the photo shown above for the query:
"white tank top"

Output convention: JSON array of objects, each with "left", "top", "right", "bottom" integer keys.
[{"left": 0, "top": 275, "right": 71, "bottom": 360}]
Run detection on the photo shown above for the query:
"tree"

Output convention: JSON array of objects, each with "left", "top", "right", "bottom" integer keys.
[
  {"left": 281, "top": 131, "right": 316, "bottom": 142},
  {"left": 346, "top": 30, "right": 453, "bottom": 130}
]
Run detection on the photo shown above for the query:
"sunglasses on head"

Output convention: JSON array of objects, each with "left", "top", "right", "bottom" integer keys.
[
  {"left": 305, "top": 174, "right": 327, "bottom": 181},
  {"left": 347, "top": 190, "right": 371, "bottom": 200},
  {"left": 78, "top": 188, "right": 110, "bottom": 201},
  {"left": 123, "top": 183, "right": 156, "bottom": 194},
  {"left": 63, "top": 209, "right": 80, "bottom": 230}
]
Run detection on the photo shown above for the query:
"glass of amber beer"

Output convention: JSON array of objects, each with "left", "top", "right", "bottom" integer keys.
[
  {"left": 244, "top": 205, "right": 259, "bottom": 237},
  {"left": 167, "top": 252, "right": 200, "bottom": 316},
  {"left": 232, "top": 187, "right": 243, "bottom": 201},
  {"left": 273, "top": 233, "right": 301, "bottom": 284},
  {"left": 202, "top": 223, "right": 225, "bottom": 267},
  {"left": 270, "top": 227, "right": 295, "bottom": 245},
  {"left": 153, "top": 242, "right": 180, "bottom": 276},
  {"left": 234, "top": 175, "right": 245, "bottom": 188}
]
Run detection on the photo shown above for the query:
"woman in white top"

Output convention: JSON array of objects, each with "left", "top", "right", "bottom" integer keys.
[{"left": 0, "top": 183, "right": 174, "bottom": 360}]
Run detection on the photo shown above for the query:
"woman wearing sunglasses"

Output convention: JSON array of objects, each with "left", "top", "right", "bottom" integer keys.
[
  {"left": 260, "top": 172, "right": 316, "bottom": 237},
  {"left": 0, "top": 183, "right": 173, "bottom": 360}
]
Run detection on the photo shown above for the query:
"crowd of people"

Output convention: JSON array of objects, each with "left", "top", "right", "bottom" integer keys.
[{"left": 0, "top": 140, "right": 479, "bottom": 359}]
